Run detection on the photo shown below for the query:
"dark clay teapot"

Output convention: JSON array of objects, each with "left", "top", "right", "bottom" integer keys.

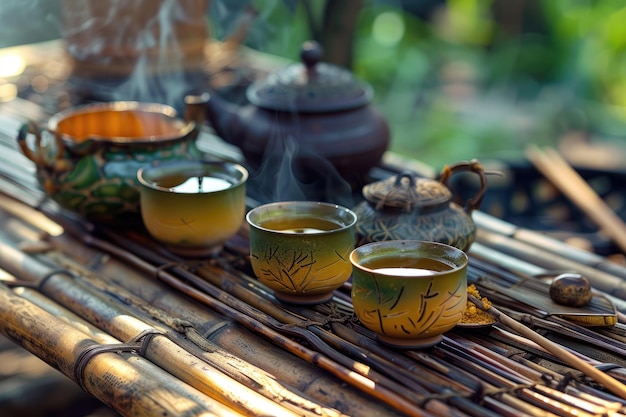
[
  {"left": 353, "top": 160, "right": 488, "bottom": 251},
  {"left": 185, "top": 40, "right": 390, "bottom": 186}
]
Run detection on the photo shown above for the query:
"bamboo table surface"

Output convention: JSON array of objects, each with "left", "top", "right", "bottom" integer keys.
[{"left": 3, "top": 44, "right": 626, "bottom": 417}]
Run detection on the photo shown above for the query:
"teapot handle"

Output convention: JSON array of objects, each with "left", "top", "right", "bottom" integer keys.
[
  {"left": 438, "top": 159, "right": 487, "bottom": 215},
  {"left": 17, "top": 120, "right": 70, "bottom": 194},
  {"left": 17, "top": 120, "right": 67, "bottom": 170},
  {"left": 184, "top": 93, "right": 209, "bottom": 126}
]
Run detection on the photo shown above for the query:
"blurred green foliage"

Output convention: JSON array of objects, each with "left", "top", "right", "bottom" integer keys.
[{"left": 361, "top": 1, "right": 626, "bottom": 167}]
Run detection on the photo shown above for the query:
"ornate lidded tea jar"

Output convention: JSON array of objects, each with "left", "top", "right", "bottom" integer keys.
[
  {"left": 16, "top": 101, "right": 202, "bottom": 221},
  {"left": 353, "top": 160, "right": 488, "bottom": 251}
]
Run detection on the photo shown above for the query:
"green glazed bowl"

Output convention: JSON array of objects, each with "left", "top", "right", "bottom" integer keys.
[
  {"left": 246, "top": 201, "right": 357, "bottom": 304},
  {"left": 138, "top": 159, "right": 248, "bottom": 257},
  {"left": 350, "top": 240, "right": 468, "bottom": 349}
]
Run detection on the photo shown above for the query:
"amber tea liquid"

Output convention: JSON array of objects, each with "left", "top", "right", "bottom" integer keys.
[{"left": 260, "top": 217, "right": 342, "bottom": 234}]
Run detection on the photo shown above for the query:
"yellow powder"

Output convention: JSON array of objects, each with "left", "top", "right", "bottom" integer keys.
[{"left": 461, "top": 284, "right": 495, "bottom": 325}]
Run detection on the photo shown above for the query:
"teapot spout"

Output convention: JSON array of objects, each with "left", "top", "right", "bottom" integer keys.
[{"left": 184, "top": 92, "right": 246, "bottom": 147}]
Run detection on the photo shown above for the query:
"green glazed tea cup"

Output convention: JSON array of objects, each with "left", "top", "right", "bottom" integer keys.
[
  {"left": 350, "top": 240, "right": 468, "bottom": 348},
  {"left": 246, "top": 201, "right": 357, "bottom": 304}
]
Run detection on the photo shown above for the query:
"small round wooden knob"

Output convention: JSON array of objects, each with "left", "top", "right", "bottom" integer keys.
[
  {"left": 300, "top": 41, "right": 324, "bottom": 69},
  {"left": 549, "top": 273, "right": 592, "bottom": 307}
]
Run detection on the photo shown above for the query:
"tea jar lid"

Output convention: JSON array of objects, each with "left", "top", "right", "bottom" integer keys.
[
  {"left": 247, "top": 40, "right": 373, "bottom": 113},
  {"left": 362, "top": 172, "right": 452, "bottom": 212}
]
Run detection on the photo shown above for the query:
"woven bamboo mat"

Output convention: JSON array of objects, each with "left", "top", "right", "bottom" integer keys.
[{"left": 2, "top": 99, "right": 626, "bottom": 416}]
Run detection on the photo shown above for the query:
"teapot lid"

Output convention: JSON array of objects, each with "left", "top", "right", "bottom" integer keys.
[
  {"left": 362, "top": 172, "right": 452, "bottom": 212},
  {"left": 247, "top": 40, "right": 373, "bottom": 113}
]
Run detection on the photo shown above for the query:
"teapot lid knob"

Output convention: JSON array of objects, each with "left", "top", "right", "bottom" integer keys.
[
  {"left": 247, "top": 40, "right": 373, "bottom": 112},
  {"left": 301, "top": 41, "right": 324, "bottom": 70}
]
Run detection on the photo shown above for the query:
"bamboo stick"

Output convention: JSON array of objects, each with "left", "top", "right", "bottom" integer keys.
[
  {"left": 334, "top": 312, "right": 600, "bottom": 416},
  {"left": 56, "top": 223, "right": 438, "bottom": 417},
  {"left": 447, "top": 332, "right": 626, "bottom": 415},
  {"left": 526, "top": 145, "right": 626, "bottom": 254},
  {"left": 324, "top": 321, "right": 507, "bottom": 417},
  {"left": 468, "top": 294, "right": 626, "bottom": 400},
  {"left": 7, "top": 194, "right": 620, "bottom": 412},
  {"left": 454, "top": 332, "right": 626, "bottom": 415},
  {"left": 86, "top": 243, "right": 429, "bottom": 417},
  {"left": 3, "top": 140, "right": 624, "bottom": 416},
  {"left": 0, "top": 237, "right": 304, "bottom": 417},
  {"left": 471, "top": 235, "right": 626, "bottom": 310},
  {"left": 191, "top": 260, "right": 495, "bottom": 417},
  {"left": 54, "top": 263, "right": 404, "bottom": 417},
  {"left": 0, "top": 283, "right": 244, "bottom": 417},
  {"left": 473, "top": 211, "right": 626, "bottom": 280},
  {"left": 433, "top": 346, "right": 560, "bottom": 417},
  {"left": 0, "top": 224, "right": 408, "bottom": 416},
  {"left": 483, "top": 326, "right": 626, "bottom": 407},
  {"left": 45, "top": 253, "right": 350, "bottom": 417}
]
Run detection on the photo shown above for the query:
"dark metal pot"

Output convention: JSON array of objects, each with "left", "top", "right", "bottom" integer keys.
[{"left": 186, "top": 40, "right": 390, "bottom": 186}]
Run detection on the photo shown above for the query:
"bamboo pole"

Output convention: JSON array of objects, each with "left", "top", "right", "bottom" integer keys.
[
  {"left": 3, "top": 142, "right": 624, "bottom": 412},
  {"left": 471, "top": 235, "right": 626, "bottom": 309},
  {"left": 3, "top": 193, "right": 620, "bottom": 414},
  {"left": 473, "top": 211, "right": 626, "bottom": 280},
  {"left": 41, "top": 218, "right": 437, "bottom": 417},
  {"left": 46, "top": 255, "right": 350, "bottom": 417},
  {"left": 526, "top": 145, "right": 626, "bottom": 254},
  {"left": 0, "top": 236, "right": 333, "bottom": 417},
  {"left": 0, "top": 214, "right": 408, "bottom": 417},
  {"left": 0, "top": 283, "right": 244, "bottom": 417}
]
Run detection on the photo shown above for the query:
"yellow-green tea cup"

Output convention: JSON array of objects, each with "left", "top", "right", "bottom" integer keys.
[
  {"left": 246, "top": 201, "right": 357, "bottom": 304},
  {"left": 350, "top": 240, "right": 468, "bottom": 348},
  {"left": 138, "top": 159, "right": 248, "bottom": 257}
]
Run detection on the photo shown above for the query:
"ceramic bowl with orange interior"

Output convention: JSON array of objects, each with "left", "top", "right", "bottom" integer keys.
[
  {"left": 16, "top": 101, "right": 201, "bottom": 221},
  {"left": 246, "top": 201, "right": 357, "bottom": 304},
  {"left": 350, "top": 240, "right": 468, "bottom": 349},
  {"left": 137, "top": 159, "right": 248, "bottom": 257}
]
